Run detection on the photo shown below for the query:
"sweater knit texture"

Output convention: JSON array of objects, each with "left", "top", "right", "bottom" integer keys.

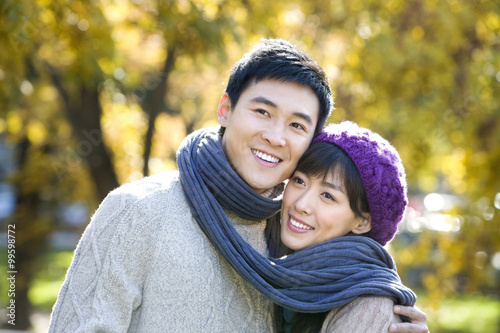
[
  {"left": 319, "top": 297, "right": 402, "bottom": 332},
  {"left": 48, "top": 171, "right": 274, "bottom": 332}
]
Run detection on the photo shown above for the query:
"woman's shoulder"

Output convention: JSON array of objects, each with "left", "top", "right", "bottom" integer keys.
[{"left": 320, "top": 297, "right": 402, "bottom": 333}]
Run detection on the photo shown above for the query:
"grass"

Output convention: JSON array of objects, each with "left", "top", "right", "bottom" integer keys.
[
  {"left": 28, "top": 251, "right": 74, "bottom": 310},
  {"left": 415, "top": 290, "right": 500, "bottom": 332},
  {"left": 0, "top": 249, "right": 73, "bottom": 310}
]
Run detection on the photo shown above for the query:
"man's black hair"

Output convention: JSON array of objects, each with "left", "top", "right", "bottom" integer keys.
[{"left": 225, "top": 38, "right": 334, "bottom": 136}]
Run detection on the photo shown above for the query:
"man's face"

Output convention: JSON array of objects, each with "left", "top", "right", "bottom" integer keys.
[{"left": 217, "top": 79, "right": 319, "bottom": 194}]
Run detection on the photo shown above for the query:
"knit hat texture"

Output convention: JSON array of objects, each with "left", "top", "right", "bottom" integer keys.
[{"left": 313, "top": 121, "right": 408, "bottom": 245}]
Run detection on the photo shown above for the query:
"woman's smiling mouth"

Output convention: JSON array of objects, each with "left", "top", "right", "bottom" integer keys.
[{"left": 288, "top": 216, "right": 315, "bottom": 232}]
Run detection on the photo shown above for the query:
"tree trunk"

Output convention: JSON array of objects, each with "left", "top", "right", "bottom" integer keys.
[
  {"left": 73, "top": 85, "right": 120, "bottom": 201},
  {"left": 141, "top": 45, "right": 176, "bottom": 177},
  {"left": 2, "top": 137, "right": 53, "bottom": 330},
  {"left": 47, "top": 66, "right": 120, "bottom": 202}
]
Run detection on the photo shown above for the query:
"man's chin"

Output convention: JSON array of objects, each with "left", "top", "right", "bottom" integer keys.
[
  {"left": 248, "top": 179, "right": 280, "bottom": 194},
  {"left": 239, "top": 168, "right": 288, "bottom": 194}
]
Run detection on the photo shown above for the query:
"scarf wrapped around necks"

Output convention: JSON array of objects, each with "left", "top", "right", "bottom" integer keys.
[{"left": 177, "top": 128, "right": 416, "bottom": 313}]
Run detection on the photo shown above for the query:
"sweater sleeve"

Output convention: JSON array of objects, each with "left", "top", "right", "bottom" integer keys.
[
  {"left": 48, "top": 187, "right": 157, "bottom": 333},
  {"left": 319, "top": 297, "right": 402, "bottom": 333}
]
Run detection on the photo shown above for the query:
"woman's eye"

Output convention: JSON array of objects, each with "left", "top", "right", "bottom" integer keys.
[
  {"left": 323, "top": 192, "right": 335, "bottom": 201},
  {"left": 293, "top": 176, "right": 305, "bottom": 185}
]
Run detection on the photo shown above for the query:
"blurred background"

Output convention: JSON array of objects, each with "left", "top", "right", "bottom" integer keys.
[{"left": 0, "top": 0, "right": 499, "bottom": 332}]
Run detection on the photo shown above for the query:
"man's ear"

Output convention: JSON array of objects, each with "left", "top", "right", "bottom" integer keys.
[
  {"left": 351, "top": 215, "right": 372, "bottom": 235},
  {"left": 217, "top": 93, "right": 232, "bottom": 127}
]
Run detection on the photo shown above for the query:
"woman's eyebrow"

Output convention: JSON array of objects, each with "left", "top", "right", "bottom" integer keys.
[{"left": 322, "top": 181, "right": 345, "bottom": 193}]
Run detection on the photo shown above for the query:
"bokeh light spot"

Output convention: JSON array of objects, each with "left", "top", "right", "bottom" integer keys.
[{"left": 424, "top": 193, "right": 445, "bottom": 211}]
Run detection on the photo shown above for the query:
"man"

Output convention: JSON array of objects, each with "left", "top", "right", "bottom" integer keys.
[{"left": 49, "top": 38, "right": 427, "bottom": 332}]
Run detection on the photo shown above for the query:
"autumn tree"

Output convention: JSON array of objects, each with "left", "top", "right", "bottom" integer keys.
[{"left": 1, "top": 0, "right": 499, "bottom": 330}]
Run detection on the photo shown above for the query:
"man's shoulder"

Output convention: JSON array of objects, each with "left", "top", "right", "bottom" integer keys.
[
  {"left": 89, "top": 170, "right": 187, "bottom": 231},
  {"left": 99, "top": 170, "right": 185, "bottom": 213},
  {"left": 110, "top": 170, "right": 181, "bottom": 198}
]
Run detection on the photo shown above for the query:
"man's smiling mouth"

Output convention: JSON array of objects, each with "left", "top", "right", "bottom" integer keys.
[{"left": 251, "top": 149, "right": 281, "bottom": 163}]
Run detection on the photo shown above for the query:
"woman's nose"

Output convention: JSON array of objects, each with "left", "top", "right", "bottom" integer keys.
[{"left": 294, "top": 191, "right": 313, "bottom": 215}]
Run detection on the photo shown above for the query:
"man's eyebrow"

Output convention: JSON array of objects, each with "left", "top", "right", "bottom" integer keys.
[
  {"left": 250, "top": 96, "right": 277, "bottom": 108},
  {"left": 250, "top": 96, "right": 313, "bottom": 125},
  {"left": 293, "top": 112, "right": 313, "bottom": 125}
]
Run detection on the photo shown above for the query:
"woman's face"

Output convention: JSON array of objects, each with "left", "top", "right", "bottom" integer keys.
[{"left": 280, "top": 170, "right": 369, "bottom": 251}]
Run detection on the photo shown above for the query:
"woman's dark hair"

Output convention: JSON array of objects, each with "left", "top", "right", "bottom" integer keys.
[
  {"left": 272, "top": 142, "right": 371, "bottom": 333},
  {"left": 274, "top": 306, "right": 329, "bottom": 333},
  {"left": 295, "top": 141, "right": 370, "bottom": 221},
  {"left": 225, "top": 38, "right": 333, "bottom": 136}
]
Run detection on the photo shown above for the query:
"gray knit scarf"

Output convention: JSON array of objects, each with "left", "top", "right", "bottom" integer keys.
[{"left": 177, "top": 127, "right": 416, "bottom": 313}]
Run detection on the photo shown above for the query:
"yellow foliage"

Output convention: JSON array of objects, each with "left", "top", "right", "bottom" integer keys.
[
  {"left": 232, "top": 7, "right": 248, "bottom": 24},
  {"left": 102, "top": 1, "right": 130, "bottom": 23},
  {"left": 485, "top": 12, "right": 500, "bottom": 29},
  {"left": 447, "top": 0, "right": 462, "bottom": 13},
  {"left": 411, "top": 26, "right": 425, "bottom": 40},
  {"left": 2, "top": 1, "right": 500, "bottom": 325},
  {"left": 345, "top": 51, "right": 360, "bottom": 67},
  {"left": 154, "top": 114, "right": 187, "bottom": 153},
  {"left": 98, "top": 57, "right": 116, "bottom": 75},
  {"left": 441, "top": 155, "right": 465, "bottom": 181},
  {"left": 101, "top": 100, "right": 147, "bottom": 182},
  {"left": 450, "top": 130, "right": 464, "bottom": 144},
  {"left": 26, "top": 120, "right": 47, "bottom": 145},
  {"left": 7, "top": 111, "right": 24, "bottom": 135},
  {"left": 201, "top": 2, "right": 220, "bottom": 21}
]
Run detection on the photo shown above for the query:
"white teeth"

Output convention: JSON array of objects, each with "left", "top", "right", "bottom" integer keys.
[
  {"left": 252, "top": 149, "right": 280, "bottom": 163},
  {"left": 290, "top": 218, "right": 314, "bottom": 230}
]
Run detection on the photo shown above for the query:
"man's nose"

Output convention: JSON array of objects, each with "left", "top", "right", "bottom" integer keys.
[{"left": 261, "top": 124, "right": 286, "bottom": 147}]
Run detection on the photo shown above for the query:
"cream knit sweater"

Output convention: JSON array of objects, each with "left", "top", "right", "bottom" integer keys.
[
  {"left": 48, "top": 171, "right": 274, "bottom": 332},
  {"left": 320, "top": 297, "right": 402, "bottom": 332}
]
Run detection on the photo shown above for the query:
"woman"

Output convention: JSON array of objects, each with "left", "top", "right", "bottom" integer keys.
[{"left": 277, "top": 121, "right": 415, "bottom": 332}]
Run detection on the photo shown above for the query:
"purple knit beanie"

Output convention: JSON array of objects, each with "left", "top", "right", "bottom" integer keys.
[{"left": 313, "top": 121, "right": 408, "bottom": 246}]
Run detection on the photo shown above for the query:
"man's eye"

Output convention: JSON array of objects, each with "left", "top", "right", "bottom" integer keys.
[
  {"left": 291, "top": 123, "right": 305, "bottom": 131},
  {"left": 256, "top": 109, "right": 269, "bottom": 116}
]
